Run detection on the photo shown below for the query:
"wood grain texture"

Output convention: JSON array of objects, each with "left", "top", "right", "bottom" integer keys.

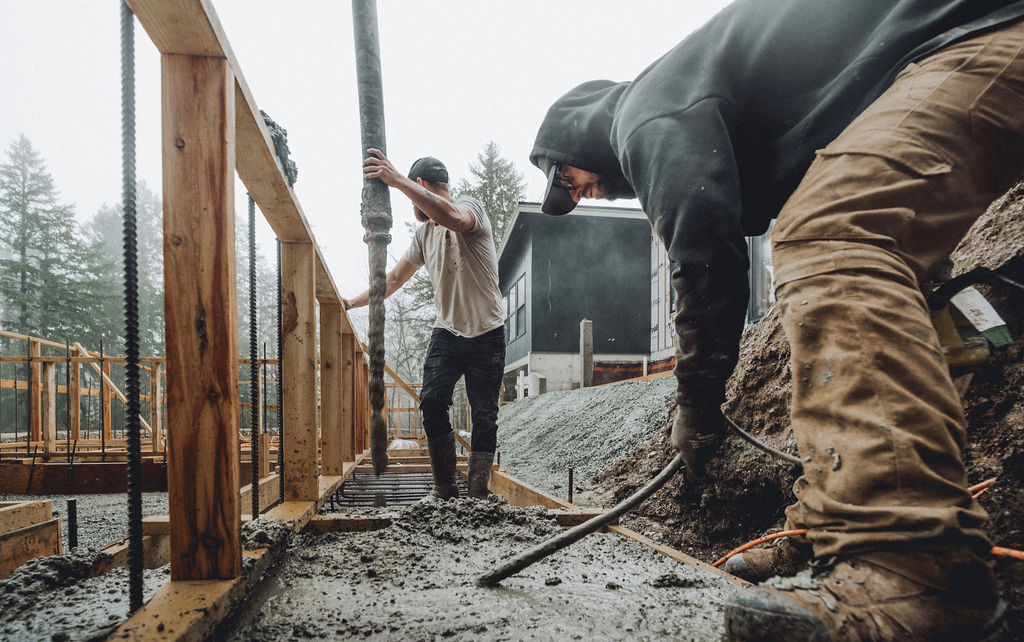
[
  {"left": 70, "top": 360, "right": 81, "bottom": 441},
  {"left": 319, "top": 304, "right": 344, "bottom": 474},
  {"left": 341, "top": 332, "right": 356, "bottom": 462},
  {"left": 161, "top": 52, "right": 241, "bottom": 581},
  {"left": 0, "top": 500, "right": 51, "bottom": 534},
  {"left": 280, "top": 242, "right": 318, "bottom": 500},
  {"left": 0, "top": 519, "right": 61, "bottom": 580},
  {"left": 41, "top": 363, "right": 56, "bottom": 453}
]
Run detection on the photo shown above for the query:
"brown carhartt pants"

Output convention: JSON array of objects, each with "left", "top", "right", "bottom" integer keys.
[{"left": 771, "top": 21, "right": 1024, "bottom": 590}]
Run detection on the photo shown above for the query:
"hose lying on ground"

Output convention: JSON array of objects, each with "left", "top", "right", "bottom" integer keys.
[
  {"left": 724, "top": 414, "right": 801, "bottom": 465},
  {"left": 477, "top": 450, "right": 687, "bottom": 586}
]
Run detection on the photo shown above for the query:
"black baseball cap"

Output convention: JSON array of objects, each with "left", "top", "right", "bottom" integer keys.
[
  {"left": 408, "top": 156, "right": 449, "bottom": 184},
  {"left": 540, "top": 159, "right": 577, "bottom": 216}
]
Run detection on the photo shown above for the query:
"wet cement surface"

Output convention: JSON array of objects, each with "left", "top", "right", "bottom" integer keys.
[
  {"left": 0, "top": 548, "right": 167, "bottom": 641},
  {"left": 222, "top": 497, "right": 736, "bottom": 641}
]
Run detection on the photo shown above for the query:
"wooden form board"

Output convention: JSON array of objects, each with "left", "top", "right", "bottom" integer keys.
[
  {"left": 319, "top": 303, "right": 345, "bottom": 475},
  {"left": 161, "top": 51, "right": 241, "bottom": 581},
  {"left": 280, "top": 242, "right": 318, "bottom": 501},
  {"left": 0, "top": 518, "right": 61, "bottom": 580},
  {"left": 0, "top": 500, "right": 51, "bottom": 534}
]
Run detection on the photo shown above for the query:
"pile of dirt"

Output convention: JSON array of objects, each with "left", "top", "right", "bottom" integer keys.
[
  {"left": 496, "top": 377, "right": 676, "bottom": 505},
  {"left": 221, "top": 497, "right": 737, "bottom": 640},
  {"left": 580, "top": 180, "right": 1024, "bottom": 635}
]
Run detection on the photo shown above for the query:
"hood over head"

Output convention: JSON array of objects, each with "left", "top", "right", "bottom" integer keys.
[{"left": 530, "top": 80, "right": 635, "bottom": 215}]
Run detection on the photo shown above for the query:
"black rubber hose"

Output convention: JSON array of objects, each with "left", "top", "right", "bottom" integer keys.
[
  {"left": 724, "top": 414, "right": 801, "bottom": 465},
  {"left": 477, "top": 451, "right": 687, "bottom": 586}
]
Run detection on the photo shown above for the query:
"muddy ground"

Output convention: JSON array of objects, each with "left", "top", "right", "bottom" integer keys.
[
  {"left": 500, "top": 181, "right": 1024, "bottom": 638},
  {"left": 222, "top": 497, "right": 736, "bottom": 641}
]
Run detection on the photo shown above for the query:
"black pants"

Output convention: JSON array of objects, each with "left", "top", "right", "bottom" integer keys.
[{"left": 420, "top": 326, "right": 505, "bottom": 453}]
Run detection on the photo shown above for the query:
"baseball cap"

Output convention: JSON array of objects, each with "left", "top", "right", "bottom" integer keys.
[
  {"left": 540, "top": 159, "right": 578, "bottom": 216},
  {"left": 408, "top": 156, "right": 449, "bottom": 184}
]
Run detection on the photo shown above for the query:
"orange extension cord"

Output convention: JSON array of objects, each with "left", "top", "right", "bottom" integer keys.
[{"left": 712, "top": 478, "right": 1024, "bottom": 567}]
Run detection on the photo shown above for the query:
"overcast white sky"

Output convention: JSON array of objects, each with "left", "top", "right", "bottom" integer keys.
[{"left": 1, "top": 1, "right": 731, "bottom": 299}]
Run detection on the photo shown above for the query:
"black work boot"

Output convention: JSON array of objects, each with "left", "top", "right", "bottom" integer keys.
[
  {"left": 722, "top": 535, "right": 812, "bottom": 583},
  {"left": 467, "top": 451, "right": 494, "bottom": 499},
  {"left": 425, "top": 431, "right": 460, "bottom": 500},
  {"left": 725, "top": 556, "right": 1004, "bottom": 641}
]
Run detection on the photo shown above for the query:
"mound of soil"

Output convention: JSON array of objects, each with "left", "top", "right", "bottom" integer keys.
[{"left": 586, "top": 179, "right": 1024, "bottom": 635}]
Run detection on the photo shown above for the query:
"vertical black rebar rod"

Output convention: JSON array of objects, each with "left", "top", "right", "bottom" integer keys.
[
  {"left": 276, "top": 240, "right": 284, "bottom": 501},
  {"left": 248, "top": 194, "right": 260, "bottom": 518},
  {"left": 67, "top": 498, "right": 78, "bottom": 549},
  {"left": 99, "top": 341, "right": 106, "bottom": 459},
  {"left": 262, "top": 342, "right": 268, "bottom": 445},
  {"left": 66, "top": 339, "right": 71, "bottom": 460},
  {"left": 120, "top": 0, "right": 143, "bottom": 612},
  {"left": 352, "top": 0, "right": 392, "bottom": 475},
  {"left": 568, "top": 468, "right": 574, "bottom": 504},
  {"left": 26, "top": 339, "right": 31, "bottom": 454}
]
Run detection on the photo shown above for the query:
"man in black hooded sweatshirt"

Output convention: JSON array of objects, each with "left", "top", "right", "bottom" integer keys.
[{"left": 530, "top": 1, "right": 1024, "bottom": 639}]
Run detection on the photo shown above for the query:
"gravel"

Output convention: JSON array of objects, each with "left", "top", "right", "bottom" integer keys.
[
  {"left": 496, "top": 377, "right": 677, "bottom": 505},
  {"left": 0, "top": 492, "right": 168, "bottom": 551}
]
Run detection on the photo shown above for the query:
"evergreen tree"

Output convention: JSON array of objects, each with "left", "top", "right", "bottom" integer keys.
[
  {"left": 0, "top": 135, "right": 113, "bottom": 341},
  {"left": 455, "top": 141, "right": 527, "bottom": 246}
]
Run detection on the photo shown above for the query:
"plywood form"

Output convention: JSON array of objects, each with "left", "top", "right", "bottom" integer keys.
[{"left": 0, "top": 518, "right": 61, "bottom": 580}]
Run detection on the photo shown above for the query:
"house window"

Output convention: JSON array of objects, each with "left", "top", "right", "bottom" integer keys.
[{"left": 505, "top": 274, "right": 526, "bottom": 344}]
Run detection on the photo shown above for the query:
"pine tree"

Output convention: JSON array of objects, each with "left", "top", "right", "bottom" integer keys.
[
  {"left": 0, "top": 135, "right": 112, "bottom": 341},
  {"left": 455, "top": 141, "right": 527, "bottom": 247}
]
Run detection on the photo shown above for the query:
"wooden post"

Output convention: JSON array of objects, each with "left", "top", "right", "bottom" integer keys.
[
  {"left": 258, "top": 432, "right": 271, "bottom": 478},
  {"left": 101, "top": 360, "right": 112, "bottom": 443},
  {"left": 319, "top": 303, "right": 344, "bottom": 474},
  {"left": 580, "top": 318, "right": 594, "bottom": 388},
  {"left": 280, "top": 241, "right": 318, "bottom": 500},
  {"left": 69, "top": 359, "right": 81, "bottom": 441},
  {"left": 340, "top": 332, "right": 355, "bottom": 462},
  {"left": 161, "top": 52, "right": 241, "bottom": 580},
  {"left": 149, "top": 364, "right": 163, "bottom": 452},
  {"left": 29, "top": 339, "right": 41, "bottom": 442},
  {"left": 41, "top": 363, "right": 57, "bottom": 453}
]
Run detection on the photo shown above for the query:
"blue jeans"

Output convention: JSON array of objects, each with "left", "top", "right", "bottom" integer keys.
[{"left": 420, "top": 326, "right": 505, "bottom": 453}]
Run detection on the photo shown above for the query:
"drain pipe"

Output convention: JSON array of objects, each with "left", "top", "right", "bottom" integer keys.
[{"left": 477, "top": 451, "right": 686, "bottom": 586}]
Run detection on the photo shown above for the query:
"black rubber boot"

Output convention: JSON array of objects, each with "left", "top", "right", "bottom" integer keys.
[
  {"left": 467, "top": 451, "right": 494, "bottom": 499},
  {"left": 426, "top": 431, "right": 460, "bottom": 500}
]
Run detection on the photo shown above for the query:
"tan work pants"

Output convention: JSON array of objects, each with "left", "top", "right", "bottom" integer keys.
[{"left": 771, "top": 21, "right": 1024, "bottom": 590}]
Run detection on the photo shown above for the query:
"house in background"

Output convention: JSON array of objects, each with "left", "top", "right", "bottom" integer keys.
[
  {"left": 498, "top": 202, "right": 774, "bottom": 399},
  {"left": 497, "top": 203, "right": 651, "bottom": 398}
]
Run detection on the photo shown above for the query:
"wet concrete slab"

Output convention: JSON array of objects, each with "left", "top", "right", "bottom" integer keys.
[{"left": 222, "top": 497, "right": 736, "bottom": 641}]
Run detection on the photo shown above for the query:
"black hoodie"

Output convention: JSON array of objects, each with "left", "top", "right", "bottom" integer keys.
[{"left": 531, "top": 0, "right": 1024, "bottom": 394}]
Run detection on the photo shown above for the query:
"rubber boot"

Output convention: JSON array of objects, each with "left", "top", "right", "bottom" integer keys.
[
  {"left": 467, "top": 451, "right": 494, "bottom": 499},
  {"left": 426, "top": 431, "right": 460, "bottom": 500}
]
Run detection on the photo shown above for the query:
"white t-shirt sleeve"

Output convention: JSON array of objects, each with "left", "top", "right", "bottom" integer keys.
[
  {"left": 402, "top": 229, "right": 425, "bottom": 268},
  {"left": 458, "top": 196, "right": 489, "bottom": 238}
]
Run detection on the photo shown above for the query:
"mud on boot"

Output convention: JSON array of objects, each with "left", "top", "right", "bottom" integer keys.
[
  {"left": 722, "top": 535, "right": 812, "bottom": 583},
  {"left": 724, "top": 555, "right": 1005, "bottom": 641},
  {"left": 425, "top": 431, "right": 461, "bottom": 500},
  {"left": 467, "top": 451, "right": 494, "bottom": 499}
]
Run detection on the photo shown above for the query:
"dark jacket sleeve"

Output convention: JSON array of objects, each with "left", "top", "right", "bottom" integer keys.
[{"left": 617, "top": 99, "right": 750, "bottom": 401}]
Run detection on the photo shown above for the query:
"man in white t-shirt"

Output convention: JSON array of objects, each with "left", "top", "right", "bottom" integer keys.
[{"left": 344, "top": 149, "right": 505, "bottom": 500}]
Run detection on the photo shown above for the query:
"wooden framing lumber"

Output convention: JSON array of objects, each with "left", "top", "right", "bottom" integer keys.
[
  {"left": 101, "top": 359, "right": 112, "bottom": 443},
  {"left": 489, "top": 469, "right": 574, "bottom": 509},
  {"left": 29, "top": 338, "right": 41, "bottom": 441},
  {"left": 161, "top": 51, "right": 241, "bottom": 581},
  {"left": 340, "top": 332, "right": 356, "bottom": 462},
  {"left": 280, "top": 241, "right": 318, "bottom": 500},
  {"left": 41, "top": 362, "right": 57, "bottom": 453},
  {"left": 0, "top": 518, "right": 61, "bottom": 580},
  {"left": 319, "top": 303, "right": 345, "bottom": 475},
  {"left": 70, "top": 357, "right": 81, "bottom": 441},
  {"left": 0, "top": 500, "right": 52, "bottom": 534}
]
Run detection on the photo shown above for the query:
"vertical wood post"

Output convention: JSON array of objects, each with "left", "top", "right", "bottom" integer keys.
[
  {"left": 41, "top": 363, "right": 57, "bottom": 453},
  {"left": 319, "top": 303, "right": 344, "bottom": 474},
  {"left": 69, "top": 359, "right": 81, "bottom": 441},
  {"left": 29, "top": 339, "right": 42, "bottom": 442},
  {"left": 149, "top": 364, "right": 163, "bottom": 452},
  {"left": 280, "top": 241, "right": 318, "bottom": 500},
  {"left": 340, "top": 332, "right": 355, "bottom": 462},
  {"left": 258, "top": 432, "right": 271, "bottom": 478},
  {"left": 161, "top": 52, "right": 241, "bottom": 581},
  {"left": 580, "top": 318, "right": 594, "bottom": 388},
  {"left": 101, "top": 361, "right": 113, "bottom": 442}
]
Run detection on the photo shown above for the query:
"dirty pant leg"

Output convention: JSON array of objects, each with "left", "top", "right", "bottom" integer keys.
[
  {"left": 419, "top": 329, "right": 463, "bottom": 441},
  {"left": 770, "top": 22, "right": 1024, "bottom": 589},
  {"left": 462, "top": 327, "right": 506, "bottom": 453}
]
